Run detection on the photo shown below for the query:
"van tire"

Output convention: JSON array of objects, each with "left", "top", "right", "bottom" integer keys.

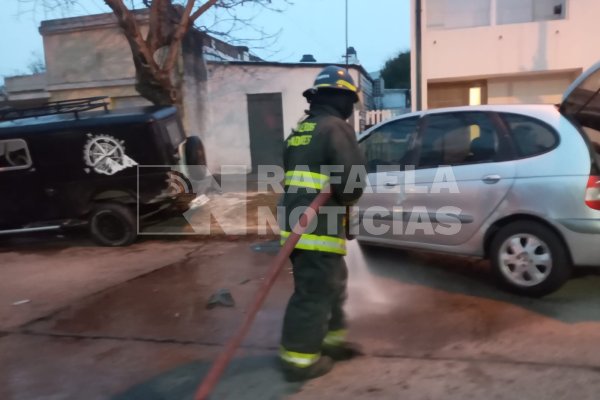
[
  {"left": 89, "top": 203, "right": 137, "bottom": 246},
  {"left": 490, "top": 221, "right": 571, "bottom": 297}
]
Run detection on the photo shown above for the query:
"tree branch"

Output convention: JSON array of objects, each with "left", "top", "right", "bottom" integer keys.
[
  {"left": 147, "top": 0, "right": 171, "bottom": 50},
  {"left": 162, "top": 0, "right": 203, "bottom": 73},
  {"left": 190, "top": 0, "right": 219, "bottom": 22},
  {"left": 103, "top": 0, "right": 161, "bottom": 75}
]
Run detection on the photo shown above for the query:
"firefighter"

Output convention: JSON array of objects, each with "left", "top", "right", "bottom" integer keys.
[{"left": 279, "top": 65, "right": 367, "bottom": 381}]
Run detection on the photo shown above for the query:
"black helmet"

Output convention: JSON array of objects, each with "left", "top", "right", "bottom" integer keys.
[{"left": 303, "top": 66, "right": 359, "bottom": 103}]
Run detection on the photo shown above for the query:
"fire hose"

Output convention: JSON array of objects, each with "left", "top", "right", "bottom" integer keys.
[{"left": 193, "top": 188, "right": 333, "bottom": 400}]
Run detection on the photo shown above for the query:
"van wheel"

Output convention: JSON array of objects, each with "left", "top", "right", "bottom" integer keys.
[
  {"left": 89, "top": 203, "right": 137, "bottom": 246},
  {"left": 490, "top": 221, "right": 571, "bottom": 297}
]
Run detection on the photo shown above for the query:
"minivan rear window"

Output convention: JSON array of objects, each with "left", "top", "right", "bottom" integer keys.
[
  {"left": 500, "top": 113, "right": 558, "bottom": 158},
  {"left": 581, "top": 126, "right": 600, "bottom": 156}
]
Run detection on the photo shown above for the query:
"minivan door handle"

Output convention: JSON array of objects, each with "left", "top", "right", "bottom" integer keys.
[{"left": 482, "top": 175, "right": 501, "bottom": 184}]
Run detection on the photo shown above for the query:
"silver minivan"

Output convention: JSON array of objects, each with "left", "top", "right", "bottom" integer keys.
[{"left": 356, "top": 63, "right": 600, "bottom": 297}]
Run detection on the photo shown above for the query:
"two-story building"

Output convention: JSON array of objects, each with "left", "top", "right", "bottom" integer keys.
[{"left": 411, "top": 0, "right": 600, "bottom": 110}]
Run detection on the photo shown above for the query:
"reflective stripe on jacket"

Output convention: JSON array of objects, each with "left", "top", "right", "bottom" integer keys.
[
  {"left": 284, "top": 170, "right": 329, "bottom": 190},
  {"left": 279, "top": 104, "right": 366, "bottom": 254}
]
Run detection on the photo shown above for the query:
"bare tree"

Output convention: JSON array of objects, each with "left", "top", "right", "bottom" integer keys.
[
  {"left": 20, "top": 0, "right": 290, "bottom": 105},
  {"left": 27, "top": 52, "right": 46, "bottom": 74}
]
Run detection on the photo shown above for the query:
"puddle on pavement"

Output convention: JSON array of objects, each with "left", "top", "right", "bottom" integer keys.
[{"left": 22, "top": 241, "right": 289, "bottom": 347}]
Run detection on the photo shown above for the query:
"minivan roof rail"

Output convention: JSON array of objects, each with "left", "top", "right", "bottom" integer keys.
[{"left": 0, "top": 96, "right": 110, "bottom": 122}]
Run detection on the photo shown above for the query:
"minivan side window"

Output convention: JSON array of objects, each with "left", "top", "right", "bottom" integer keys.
[
  {"left": 418, "top": 112, "right": 501, "bottom": 168},
  {"left": 0, "top": 139, "right": 32, "bottom": 172},
  {"left": 359, "top": 117, "right": 419, "bottom": 173},
  {"left": 500, "top": 113, "right": 558, "bottom": 158}
]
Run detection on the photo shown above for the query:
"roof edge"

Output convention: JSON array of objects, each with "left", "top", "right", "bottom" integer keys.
[{"left": 206, "top": 61, "right": 374, "bottom": 82}]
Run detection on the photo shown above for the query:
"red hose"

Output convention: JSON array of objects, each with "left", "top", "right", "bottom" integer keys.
[{"left": 193, "top": 189, "right": 333, "bottom": 400}]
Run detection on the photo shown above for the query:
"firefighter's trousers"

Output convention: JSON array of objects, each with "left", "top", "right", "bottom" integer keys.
[{"left": 280, "top": 249, "right": 348, "bottom": 367}]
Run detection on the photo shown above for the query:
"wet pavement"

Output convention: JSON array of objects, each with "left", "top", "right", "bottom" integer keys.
[{"left": 2, "top": 237, "right": 600, "bottom": 399}]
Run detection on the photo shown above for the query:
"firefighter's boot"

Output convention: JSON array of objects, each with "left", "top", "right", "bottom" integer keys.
[
  {"left": 322, "top": 342, "right": 364, "bottom": 361},
  {"left": 280, "top": 355, "right": 334, "bottom": 382}
]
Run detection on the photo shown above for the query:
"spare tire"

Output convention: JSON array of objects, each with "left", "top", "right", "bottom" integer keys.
[{"left": 184, "top": 136, "right": 207, "bottom": 180}]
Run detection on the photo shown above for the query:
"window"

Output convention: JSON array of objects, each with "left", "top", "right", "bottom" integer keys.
[
  {"left": 418, "top": 112, "right": 500, "bottom": 168},
  {"left": 0, "top": 139, "right": 32, "bottom": 171},
  {"left": 582, "top": 127, "right": 600, "bottom": 157},
  {"left": 500, "top": 113, "right": 558, "bottom": 157},
  {"left": 360, "top": 117, "right": 419, "bottom": 172},
  {"left": 427, "top": 0, "right": 491, "bottom": 29},
  {"left": 497, "top": 0, "right": 566, "bottom": 25}
]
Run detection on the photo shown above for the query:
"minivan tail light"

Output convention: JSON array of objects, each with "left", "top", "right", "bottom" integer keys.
[{"left": 585, "top": 176, "right": 600, "bottom": 210}]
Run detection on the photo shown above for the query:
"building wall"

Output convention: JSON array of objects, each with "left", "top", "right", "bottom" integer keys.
[
  {"left": 4, "top": 73, "right": 49, "bottom": 104},
  {"left": 181, "top": 30, "right": 209, "bottom": 149},
  {"left": 487, "top": 70, "right": 579, "bottom": 105},
  {"left": 40, "top": 14, "right": 142, "bottom": 92},
  {"left": 204, "top": 63, "right": 368, "bottom": 173},
  {"left": 382, "top": 89, "right": 410, "bottom": 110},
  {"left": 412, "top": 0, "right": 600, "bottom": 109}
]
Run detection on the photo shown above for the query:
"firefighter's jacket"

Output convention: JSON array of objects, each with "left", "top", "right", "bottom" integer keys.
[{"left": 279, "top": 104, "right": 367, "bottom": 255}]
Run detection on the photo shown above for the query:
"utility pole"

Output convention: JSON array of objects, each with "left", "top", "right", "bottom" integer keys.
[
  {"left": 415, "top": 0, "right": 423, "bottom": 111},
  {"left": 345, "top": 0, "right": 349, "bottom": 68}
]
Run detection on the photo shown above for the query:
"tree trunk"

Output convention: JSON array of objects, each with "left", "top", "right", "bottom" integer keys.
[
  {"left": 103, "top": 0, "right": 219, "bottom": 106},
  {"left": 105, "top": 0, "right": 182, "bottom": 105}
]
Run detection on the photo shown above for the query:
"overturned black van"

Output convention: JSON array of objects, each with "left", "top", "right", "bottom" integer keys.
[{"left": 0, "top": 97, "right": 205, "bottom": 246}]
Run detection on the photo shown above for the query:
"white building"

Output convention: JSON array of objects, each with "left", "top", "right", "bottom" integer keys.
[
  {"left": 411, "top": 0, "right": 600, "bottom": 110},
  {"left": 204, "top": 61, "right": 373, "bottom": 173}
]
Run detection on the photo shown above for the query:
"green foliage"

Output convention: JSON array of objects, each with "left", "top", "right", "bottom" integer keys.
[{"left": 381, "top": 50, "right": 410, "bottom": 89}]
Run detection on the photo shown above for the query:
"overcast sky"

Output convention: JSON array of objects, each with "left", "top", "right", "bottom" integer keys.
[{"left": 0, "top": 0, "right": 411, "bottom": 83}]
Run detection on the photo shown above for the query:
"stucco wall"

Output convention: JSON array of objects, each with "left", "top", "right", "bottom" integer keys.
[
  {"left": 412, "top": 0, "right": 600, "bottom": 109},
  {"left": 42, "top": 22, "right": 142, "bottom": 89},
  {"left": 204, "top": 64, "right": 366, "bottom": 173},
  {"left": 487, "top": 71, "right": 579, "bottom": 105}
]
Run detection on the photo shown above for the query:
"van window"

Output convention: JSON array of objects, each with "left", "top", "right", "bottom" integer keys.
[
  {"left": 418, "top": 112, "right": 500, "bottom": 168},
  {"left": 360, "top": 117, "right": 419, "bottom": 172},
  {"left": 0, "top": 139, "right": 32, "bottom": 171},
  {"left": 500, "top": 113, "right": 558, "bottom": 157}
]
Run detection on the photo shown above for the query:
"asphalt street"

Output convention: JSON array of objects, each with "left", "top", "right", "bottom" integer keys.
[{"left": 1, "top": 234, "right": 600, "bottom": 399}]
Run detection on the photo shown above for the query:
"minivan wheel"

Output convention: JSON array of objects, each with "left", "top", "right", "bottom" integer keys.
[
  {"left": 490, "top": 221, "right": 571, "bottom": 297},
  {"left": 89, "top": 203, "right": 137, "bottom": 246}
]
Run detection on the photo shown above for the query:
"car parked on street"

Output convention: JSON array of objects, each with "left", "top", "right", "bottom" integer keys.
[
  {"left": 356, "top": 63, "right": 600, "bottom": 296},
  {"left": 0, "top": 97, "right": 206, "bottom": 246}
]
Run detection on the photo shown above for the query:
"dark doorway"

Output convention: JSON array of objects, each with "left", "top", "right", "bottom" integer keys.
[{"left": 247, "top": 93, "right": 284, "bottom": 172}]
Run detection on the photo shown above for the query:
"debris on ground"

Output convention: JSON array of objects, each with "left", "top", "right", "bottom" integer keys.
[
  {"left": 250, "top": 240, "right": 281, "bottom": 254},
  {"left": 12, "top": 299, "right": 31, "bottom": 306},
  {"left": 239, "top": 279, "right": 251, "bottom": 285},
  {"left": 189, "top": 194, "right": 211, "bottom": 210},
  {"left": 206, "top": 289, "right": 235, "bottom": 309}
]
